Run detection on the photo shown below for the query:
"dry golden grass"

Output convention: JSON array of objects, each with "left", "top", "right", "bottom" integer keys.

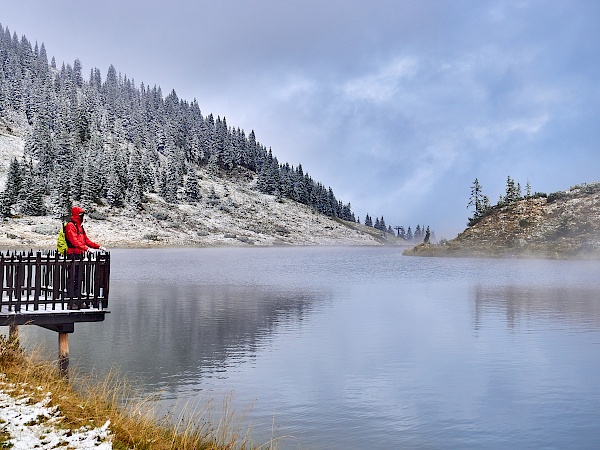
[{"left": 0, "top": 334, "right": 279, "bottom": 450}]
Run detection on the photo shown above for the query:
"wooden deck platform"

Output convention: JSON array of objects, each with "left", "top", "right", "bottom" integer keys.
[{"left": 0, "top": 251, "right": 110, "bottom": 332}]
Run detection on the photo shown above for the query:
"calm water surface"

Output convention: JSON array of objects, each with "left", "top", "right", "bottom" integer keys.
[{"left": 18, "top": 247, "right": 600, "bottom": 449}]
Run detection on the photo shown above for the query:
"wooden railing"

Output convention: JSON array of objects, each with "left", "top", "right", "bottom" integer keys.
[{"left": 0, "top": 251, "right": 110, "bottom": 313}]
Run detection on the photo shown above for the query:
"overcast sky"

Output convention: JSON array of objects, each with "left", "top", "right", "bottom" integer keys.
[{"left": 3, "top": 1, "right": 600, "bottom": 238}]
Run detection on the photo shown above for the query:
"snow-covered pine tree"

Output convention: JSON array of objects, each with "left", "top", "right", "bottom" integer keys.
[
  {"left": 0, "top": 191, "right": 11, "bottom": 217},
  {"left": 19, "top": 165, "right": 45, "bottom": 216},
  {"left": 184, "top": 168, "right": 201, "bottom": 203},
  {"left": 70, "top": 154, "right": 84, "bottom": 201},
  {"left": 49, "top": 168, "right": 72, "bottom": 218},
  {"left": 414, "top": 224, "right": 421, "bottom": 240},
  {"left": 503, "top": 175, "right": 521, "bottom": 204},
  {"left": 81, "top": 155, "right": 103, "bottom": 208},
  {"left": 106, "top": 171, "right": 125, "bottom": 207},
  {"left": 127, "top": 146, "right": 144, "bottom": 195},
  {"left": 206, "top": 153, "right": 219, "bottom": 177},
  {"left": 24, "top": 118, "right": 54, "bottom": 189},
  {"left": 128, "top": 176, "right": 144, "bottom": 211},
  {"left": 340, "top": 203, "right": 354, "bottom": 222},
  {"left": 292, "top": 164, "right": 308, "bottom": 204},
  {"left": 4, "top": 157, "right": 22, "bottom": 209},
  {"left": 161, "top": 154, "right": 180, "bottom": 204}
]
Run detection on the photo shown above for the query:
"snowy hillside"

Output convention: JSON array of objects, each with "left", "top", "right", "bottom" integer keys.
[{"left": 0, "top": 128, "right": 392, "bottom": 249}]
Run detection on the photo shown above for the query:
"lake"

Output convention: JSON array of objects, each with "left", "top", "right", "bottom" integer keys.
[{"left": 17, "top": 247, "right": 600, "bottom": 449}]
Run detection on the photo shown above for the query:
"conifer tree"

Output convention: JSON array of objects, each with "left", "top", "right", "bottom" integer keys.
[
  {"left": 184, "top": 168, "right": 201, "bottom": 203},
  {"left": 0, "top": 191, "right": 11, "bottom": 217},
  {"left": 206, "top": 153, "right": 219, "bottom": 177},
  {"left": 292, "top": 164, "right": 308, "bottom": 204},
  {"left": 127, "top": 146, "right": 145, "bottom": 205},
  {"left": 49, "top": 169, "right": 72, "bottom": 218},
  {"left": 25, "top": 118, "right": 54, "bottom": 189},
  {"left": 503, "top": 175, "right": 521, "bottom": 204},
  {"left": 162, "top": 157, "right": 179, "bottom": 204},
  {"left": 106, "top": 166, "right": 125, "bottom": 207},
  {"left": 20, "top": 170, "right": 46, "bottom": 216},
  {"left": 4, "top": 158, "right": 22, "bottom": 209},
  {"left": 81, "top": 156, "right": 102, "bottom": 207},
  {"left": 70, "top": 155, "right": 84, "bottom": 201},
  {"left": 340, "top": 203, "right": 353, "bottom": 221},
  {"left": 468, "top": 178, "right": 486, "bottom": 218},
  {"left": 128, "top": 176, "right": 144, "bottom": 211},
  {"left": 424, "top": 226, "right": 431, "bottom": 244}
]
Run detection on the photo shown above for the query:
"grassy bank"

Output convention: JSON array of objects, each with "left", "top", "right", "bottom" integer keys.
[{"left": 0, "top": 334, "right": 273, "bottom": 449}]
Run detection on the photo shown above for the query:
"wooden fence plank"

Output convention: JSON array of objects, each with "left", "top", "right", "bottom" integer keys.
[{"left": 34, "top": 252, "right": 41, "bottom": 310}]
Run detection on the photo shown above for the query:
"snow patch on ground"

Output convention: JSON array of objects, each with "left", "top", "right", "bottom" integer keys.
[{"left": 0, "top": 377, "right": 112, "bottom": 449}]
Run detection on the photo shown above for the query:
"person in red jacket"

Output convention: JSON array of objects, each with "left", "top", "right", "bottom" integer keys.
[
  {"left": 64, "top": 206, "right": 106, "bottom": 307},
  {"left": 65, "top": 206, "right": 104, "bottom": 255}
]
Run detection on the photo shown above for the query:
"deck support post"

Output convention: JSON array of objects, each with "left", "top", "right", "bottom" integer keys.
[
  {"left": 8, "top": 323, "right": 18, "bottom": 344},
  {"left": 58, "top": 332, "right": 69, "bottom": 378}
]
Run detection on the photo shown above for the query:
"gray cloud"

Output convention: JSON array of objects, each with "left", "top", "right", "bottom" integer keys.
[{"left": 2, "top": 0, "right": 600, "bottom": 237}]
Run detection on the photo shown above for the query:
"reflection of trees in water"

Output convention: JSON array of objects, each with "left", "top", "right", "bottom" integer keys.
[
  {"left": 473, "top": 285, "right": 600, "bottom": 331},
  {"left": 88, "top": 282, "right": 328, "bottom": 386}
]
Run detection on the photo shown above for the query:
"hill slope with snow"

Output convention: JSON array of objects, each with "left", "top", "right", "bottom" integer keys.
[{"left": 0, "top": 128, "right": 398, "bottom": 249}]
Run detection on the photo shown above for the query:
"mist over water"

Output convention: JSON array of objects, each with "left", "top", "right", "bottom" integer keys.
[{"left": 16, "top": 247, "right": 600, "bottom": 449}]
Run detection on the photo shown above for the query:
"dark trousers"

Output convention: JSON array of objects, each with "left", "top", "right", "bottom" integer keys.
[{"left": 66, "top": 253, "right": 83, "bottom": 303}]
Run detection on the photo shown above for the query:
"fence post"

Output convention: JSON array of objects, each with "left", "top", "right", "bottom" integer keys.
[
  {"left": 7, "top": 254, "right": 14, "bottom": 311},
  {"left": 103, "top": 253, "right": 110, "bottom": 308},
  {"left": 52, "top": 253, "right": 60, "bottom": 310},
  {"left": 0, "top": 253, "right": 4, "bottom": 312},
  {"left": 15, "top": 254, "right": 23, "bottom": 312},
  {"left": 34, "top": 252, "right": 41, "bottom": 310}
]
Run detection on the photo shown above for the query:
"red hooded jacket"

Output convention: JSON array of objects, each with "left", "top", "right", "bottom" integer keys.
[{"left": 65, "top": 206, "right": 100, "bottom": 255}]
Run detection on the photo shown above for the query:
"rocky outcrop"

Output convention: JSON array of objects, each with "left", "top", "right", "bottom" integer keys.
[{"left": 406, "top": 183, "right": 600, "bottom": 259}]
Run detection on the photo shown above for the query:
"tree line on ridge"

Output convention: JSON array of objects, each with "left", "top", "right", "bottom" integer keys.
[{"left": 0, "top": 23, "right": 357, "bottom": 221}]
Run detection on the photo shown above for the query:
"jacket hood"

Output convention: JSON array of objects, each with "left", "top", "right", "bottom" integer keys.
[{"left": 70, "top": 206, "right": 85, "bottom": 224}]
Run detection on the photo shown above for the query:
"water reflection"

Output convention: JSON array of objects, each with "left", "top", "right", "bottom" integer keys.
[
  {"left": 71, "top": 281, "right": 329, "bottom": 390},
  {"left": 473, "top": 284, "right": 600, "bottom": 331},
  {"left": 10, "top": 248, "right": 600, "bottom": 449}
]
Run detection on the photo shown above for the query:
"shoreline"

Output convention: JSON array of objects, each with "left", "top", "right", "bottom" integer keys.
[
  {"left": 404, "top": 242, "right": 600, "bottom": 260},
  {"left": 0, "top": 337, "right": 266, "bottom": 449},
  {"left": 0, "top": 207, "right": 409, "bottom": 250}
]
